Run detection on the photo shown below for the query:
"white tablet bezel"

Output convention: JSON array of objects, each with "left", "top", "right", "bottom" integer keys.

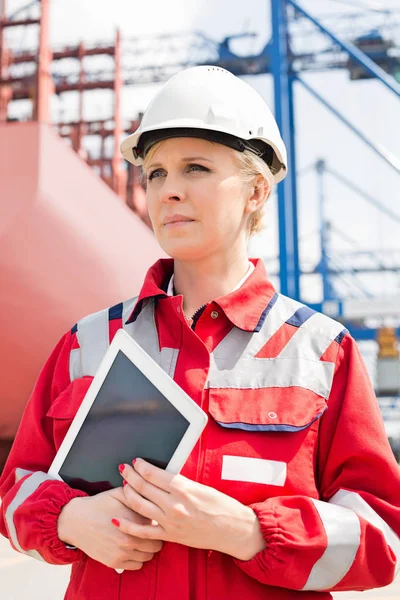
[{"left": 48, "top": 328, "right": 208, "bottom": 482}]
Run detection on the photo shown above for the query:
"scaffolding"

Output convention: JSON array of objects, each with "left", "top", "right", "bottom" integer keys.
[{"left": 0, "top": 0, "right": 149, "bottom": 222}]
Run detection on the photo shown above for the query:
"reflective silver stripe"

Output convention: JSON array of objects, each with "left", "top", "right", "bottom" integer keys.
[
  {"left": 123, "top": 299, "right": 160, "bottom": 364},
  {"left": 303, "top": 498, "right": 361, "bottom": 590},
  {"left": 69, "top": 348, "right": 81, "bottom": 381},
  {"left": 304, "top": 489, "right": 400, "bottom": 590},
  {"left": 74, "top": 296, "right": 144, "bottom": 377},
  {"left": 73, "top": 297, "right": 180, "bottom": 381},
  {"left": 277, "top": 312, "right": 344, "bottom": 360},
  {"left": 161, "top": 347, "right": 179, "bottom": 379},
  {"left": 207, "top": 295, "right": 340, "bottom": 397},
  {"left": 15, "top": 468, "right": 33, "bottom": 483},
  {"left": 123, "top": 298, "right": 180, "bottom": 378},
  {"left": 331, "top": 489, "right": 400, "bottom": 575},
  {"left": 76, "top": 308, "right": 110, "bottom": 376},
  {"left": 211, "top": 294, "right": 303, "bottom": 364},
  {"left": 206, "top": 356, "right": 335, "bottom": 399},
  {"left": 121, "top": 296, "right": 139, "bottom": 336},
  {"left": 5, "top": 472, "right": 55, "bottom": 562}
]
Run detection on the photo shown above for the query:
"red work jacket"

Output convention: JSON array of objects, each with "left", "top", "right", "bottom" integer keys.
[{"left": 1, "top": 258, "right": 400, "bottom": 600}]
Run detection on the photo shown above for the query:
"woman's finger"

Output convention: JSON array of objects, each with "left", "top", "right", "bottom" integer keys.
[
  {"left": 128, "top": 536, "right": 163, "bottom": 554},
  {"left": 132, "top": 459, "right": 176, "bottom": 492},
  {"left": 121, "top": 464, "right": 169, "bottom": 510},
  {"left": 128, "top": 549, "right": 156, "bottom": 563},
  {"left": 113, "top": 516, "right": 167, "bottom": 542},
  {"left": 118, "top": 530, "right": 163, "bottom": 554},
  {"left": 122, "top": 482, "right": 165, "bottom": 522},
  {"left": 118, "top": 560, "right": 143, "bottom": 571},
  {"left": 132, "top": 459, "right": 193, "bottom": 501}
]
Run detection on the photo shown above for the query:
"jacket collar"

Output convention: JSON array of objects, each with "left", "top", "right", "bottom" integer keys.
[{"left": 125, "top": 258, "right": 277, "bottom": 333}]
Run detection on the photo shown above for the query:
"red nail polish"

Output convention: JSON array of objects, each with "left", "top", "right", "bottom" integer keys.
[
  {"left": 118, "top": 464, "right": 125, "bottom": 474},
  {"left": 132, "top": 458, "right": 137, "bottom": 466},
  {"left": 111, "top": 518, "right": 120, "bottom": 528}
]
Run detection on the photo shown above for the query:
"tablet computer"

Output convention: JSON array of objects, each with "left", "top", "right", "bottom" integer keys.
[{"left": 48, "top": 328, "right": 208, "bottom": 495}]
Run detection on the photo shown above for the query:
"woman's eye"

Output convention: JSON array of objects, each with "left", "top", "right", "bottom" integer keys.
[
  {"left": 147, "top": 164, "right": 210, "bottom": 181},
  {"left": 147, "top": 168, "right": 165, "bottom": 181},
  {"left": 187, "top": 163, "right": 210, "bottom": 173}
]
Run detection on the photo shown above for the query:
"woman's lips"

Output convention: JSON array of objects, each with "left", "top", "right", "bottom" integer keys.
[
  {"left": 163, "top": 220, "right": 195, "bottom": 228},
  {"left": 163, "top": 215, "right": 195, "bottom": 227}
]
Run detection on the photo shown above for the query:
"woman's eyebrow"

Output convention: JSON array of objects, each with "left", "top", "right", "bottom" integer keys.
[
  {"left": 182, "top": 156, "right": 215, "bottom": 163},
  {"left": 147, "top": 156, "right": 215, "bottom": 169}
]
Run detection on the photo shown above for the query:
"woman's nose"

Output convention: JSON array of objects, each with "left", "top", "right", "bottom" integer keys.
[
  {"left": 159, "top": 176, "right": 185, "bottom": 203},
  {"left": 161, "top": 193, "right": 182, "bottom": 203}
]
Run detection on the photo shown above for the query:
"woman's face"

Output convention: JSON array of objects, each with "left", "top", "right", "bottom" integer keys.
[{"left": 144, "top": 137, "right": 256, "bottom": 261}]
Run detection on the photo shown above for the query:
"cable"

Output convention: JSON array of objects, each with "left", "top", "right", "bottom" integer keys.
[
  {"left": 8, "top": 0, "right": 39, "bottom": 21},
  {"left": 326, "top": 0, "right": 392, "bottom": 15},
  {"left": 329, "top": 225, "right": 362, "bottom": 248},
  {"left": 326, "top": 166, "right": 400, "bottom": 225}
]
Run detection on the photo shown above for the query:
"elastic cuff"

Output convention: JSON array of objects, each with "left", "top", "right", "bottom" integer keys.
[
  {"left": 38, "top": 482, "right": 87, "bottom": 564},
  {"left": 232, "top": 501, "right": 310, "bottom": 590},
  {"left": 232, "top": 503, "right": 281, "bottom": 582}
]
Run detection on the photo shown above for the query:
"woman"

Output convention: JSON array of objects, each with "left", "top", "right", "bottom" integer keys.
[{"left": 1, "top": 66, "right": 399, "bottom": 600}]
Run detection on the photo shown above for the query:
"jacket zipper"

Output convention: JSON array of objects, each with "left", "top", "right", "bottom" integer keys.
[
  {"left": 186, "top": 304, "right": 207, "bottom": 329},
  {"left": 187, "top": 303, "right": 209, "bottom": 600}
]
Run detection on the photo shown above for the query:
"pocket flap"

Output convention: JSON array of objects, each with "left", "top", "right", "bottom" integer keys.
[
  {"left": 208, "top": 387, "right": 327, "bottom": 432},
  {"left": 46, "top": 377, "right": 94, "bottom": 420}
]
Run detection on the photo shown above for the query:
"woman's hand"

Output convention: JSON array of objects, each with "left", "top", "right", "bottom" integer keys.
[
  {"left": 57, "top": 486, "right": 163, "bottom": 571},
  {"left": 117, "top": 459, "right": 265, "bottom": 561}
]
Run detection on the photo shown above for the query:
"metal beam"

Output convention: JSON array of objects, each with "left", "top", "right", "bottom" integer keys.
[
  {"left": 296, "top": 75, "right": 400, "bottom": 176},
  {"left": 305, "top": 266, "right": 400, "bottom": 275},
  {"left": 315, "top": 159, "right": 336, "bottom": 300},
  {"left": 288, "top": 0, "right": 400, "bottom": 99},
  {"left": 271, "top": 0, "right": 301, "bottom": 300},
  {"left": 346, "top": 326, "right": 400, "bottom": 341},
  {"left": 287, "top": 75, "right": 301, "bottom": 299},
  {"left": 1, "top": 17, "right": 38, "bottom": 27},
  {"left": 326, "top": 166, "right": 400, "bottom": 222}
]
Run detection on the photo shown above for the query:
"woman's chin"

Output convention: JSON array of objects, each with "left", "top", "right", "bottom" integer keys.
[{"left": 160, "top": 240, "right": 211, "bottom": 262}]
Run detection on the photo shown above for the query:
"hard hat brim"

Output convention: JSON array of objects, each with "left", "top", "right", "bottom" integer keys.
[{"left": 121, "top": 121, "right": 287, "bottom": 183}]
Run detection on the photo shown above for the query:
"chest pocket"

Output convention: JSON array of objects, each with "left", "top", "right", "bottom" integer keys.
[
  {"left": 46, "top": 377, "right": 93, "bottom": 451},
  {"left": 203, "top": 387, "right": 326, "bottom": 505}
]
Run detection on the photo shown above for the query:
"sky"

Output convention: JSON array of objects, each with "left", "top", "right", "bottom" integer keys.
[{"left": 4, "top": 0, "right": 400, "bottom": 309}]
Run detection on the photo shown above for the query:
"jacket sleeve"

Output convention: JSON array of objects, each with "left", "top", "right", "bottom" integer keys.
[
  {"left": 0, "top": 331, "right": 87, "bottom": 565},
  {"left": 233, "top": 334, "right": 400, "bottom": 591}
]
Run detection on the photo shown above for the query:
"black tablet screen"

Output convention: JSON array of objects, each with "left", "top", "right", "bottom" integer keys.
[{"left": 58, "top": 351, "right": 190, "bottom": 495}]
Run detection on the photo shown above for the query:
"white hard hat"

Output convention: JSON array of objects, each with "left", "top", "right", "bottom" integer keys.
[{"left": 121, "top": 65, "right": 288, "bottom": 184}]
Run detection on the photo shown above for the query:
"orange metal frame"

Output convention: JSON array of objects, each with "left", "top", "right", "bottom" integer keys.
[{"left": 0, "top": 0, "right": 145, "bottom": 216}]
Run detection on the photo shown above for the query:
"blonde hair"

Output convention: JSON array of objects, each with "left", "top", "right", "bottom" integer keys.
[
  {"left": 142, "top": 140, "right": 275, "bottom": 237},
  {"left": 233, "top": 149, "right": 274, "bottom": 236},
  {"left": 142, "top": 142, "right": 164, "bottom": 170}
]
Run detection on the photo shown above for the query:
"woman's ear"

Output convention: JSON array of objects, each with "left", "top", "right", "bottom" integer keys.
[{"left": 246, "top": 175, "right": 268, "bottom": 214}]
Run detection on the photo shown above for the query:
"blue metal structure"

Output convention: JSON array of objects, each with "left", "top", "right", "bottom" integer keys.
[
  {"left": 270, "top": 1, "right": 300, "bottom": 300},
  {"left": 315, "top": 159, "right": 336, "bottom": 303},
  {"left": 295, "top": 75, "right": 400, "bottom": 177},
  {"left": 289, "top": 1, "right": 400, "bottom": 98},
  {"left": 343, "top": 326, "right": 400, "bottom": 342},
  {"left": 303, "top": 157, "right": 400, "bottom": 338},
  {"left": 273, "top": 0, "right": 400, "bottom": 306}
]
